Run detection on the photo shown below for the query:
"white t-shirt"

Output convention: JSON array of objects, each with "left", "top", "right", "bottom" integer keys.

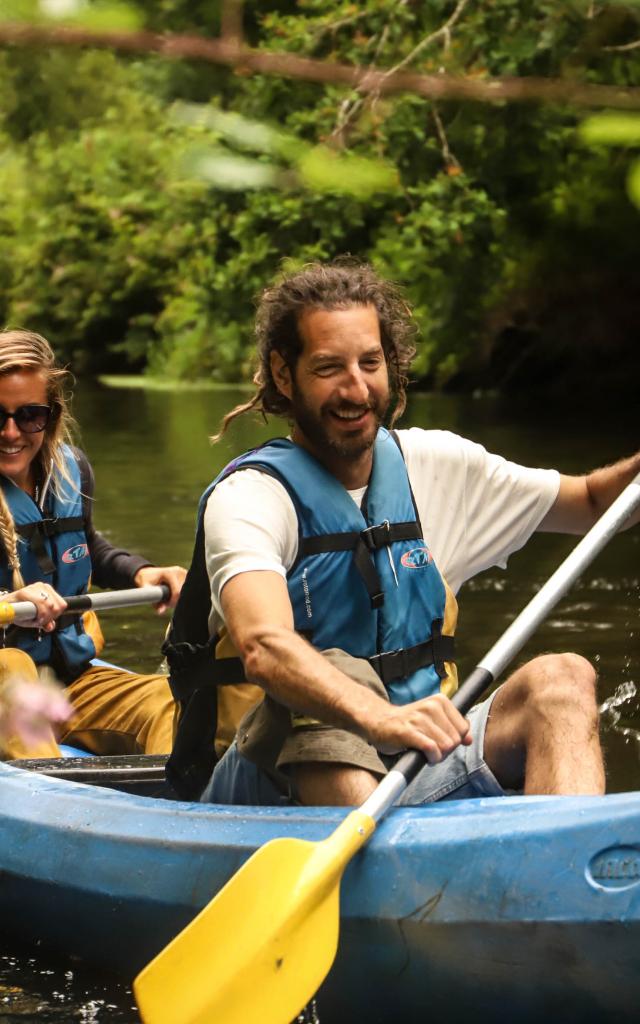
[{"left": 204, "top": 428, "right": 560, "bottom": 636}]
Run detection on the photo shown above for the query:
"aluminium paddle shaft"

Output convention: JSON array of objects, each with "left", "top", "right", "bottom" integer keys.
[
  {"left": 0, "top": 584, "right": 170, "bottom": 625},
  {"left": 362, "top": 471, "right": 640, "bottom": 823}
]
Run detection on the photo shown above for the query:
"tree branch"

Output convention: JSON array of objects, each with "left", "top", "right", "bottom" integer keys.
[
  {"left": 604, "top": 38, "right": 640, "bottom": 53},
  {"left": 1, "top": 21, "right": 640, "bottom": 109},
  {"left": 383, "top": 0, "right": 471, "bottom": 78}
]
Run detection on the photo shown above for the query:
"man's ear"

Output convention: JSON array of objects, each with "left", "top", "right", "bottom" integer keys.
[{"left": 270, "top": 350, "right": 293, "bottom": 400}]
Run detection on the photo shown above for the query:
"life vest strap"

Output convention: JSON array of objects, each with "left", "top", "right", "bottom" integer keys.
[
  {"left": 360, "top": 520, "right": 421, "bottom": 551},
  {"left": 16, "top": 515, "right": 85, "bottom": 539},
  {"left": 369, "top": 628, "right": 455, "bottom": 685},
  {"left": 353, "top": 536, "right": 384, "bottom": 609},
  {"left": 162, "top": 636, "right": 247, "bottom": 699},
  {"left": 298, "top": 520, "right": 420, "bottom": 557},
  {"left": 17, "top": 516, "right": 85, "bottom": 575},
  {"left": 299, "top": 520, "right": 422, "bottom": 611}
]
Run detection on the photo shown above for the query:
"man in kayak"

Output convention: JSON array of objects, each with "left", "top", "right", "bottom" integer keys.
[
  {"left": 0, "top": 328, "right": 185, "bottom": 759},
  {"left": 165, "top": 260, "right": 639, "bottom": 806}
]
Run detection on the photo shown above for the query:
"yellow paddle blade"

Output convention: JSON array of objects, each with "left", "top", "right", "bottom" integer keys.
[{"left": 134, "top": 809, "right": 376, "bottom": 1024}]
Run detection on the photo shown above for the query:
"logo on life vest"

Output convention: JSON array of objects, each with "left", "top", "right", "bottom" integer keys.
[
  {"left": 400, "top": 547, "right": 432, "bottom": 569},
  {"left": 61, "top": 543, "right": 89, "bottom": 564}
]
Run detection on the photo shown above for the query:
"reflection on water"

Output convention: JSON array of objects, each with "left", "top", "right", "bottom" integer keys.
[
  {"left": 1, "top": 383, "right": 638, "bottom": 1020},
  {"left": 0, "top": 944, "right": 138, "bottom": 1022}
]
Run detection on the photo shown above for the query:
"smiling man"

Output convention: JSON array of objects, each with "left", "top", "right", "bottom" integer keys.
[{"left": 164, "top": 260, "right": 640, "bottom": 807}]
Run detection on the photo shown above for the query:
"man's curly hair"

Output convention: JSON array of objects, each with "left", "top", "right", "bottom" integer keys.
[{"left": 214, "top": 260, "right": 417, "bottom": 439}]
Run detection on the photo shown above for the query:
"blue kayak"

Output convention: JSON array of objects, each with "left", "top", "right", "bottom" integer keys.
[{"left": 0, "top": 756, "right": 639, "bottom": 1023}]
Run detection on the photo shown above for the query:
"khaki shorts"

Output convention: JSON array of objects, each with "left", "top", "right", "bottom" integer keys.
[
  {"left": 237, "top": 648, "right": 396, "bottom": 781},
  {"left": 202, "top": 669, "right": 504, "bottom": 807}
]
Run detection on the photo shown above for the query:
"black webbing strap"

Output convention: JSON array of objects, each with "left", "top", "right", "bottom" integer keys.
[
  {"left": 164, "top": 639, "right": 247, "bottom": 700},
  {"left": 361, "top": 521, "right": 420, "bottom": 551},
  {"left": 16, "top": 516, "right": 84, "bottom": 540},
  {"left": 299, "top": 521, "right": 420, "bottom": 557},
  {"left": 369, "top": 619, "right": 455, "bottom": 684},
  {"left": 16, "top": 516, "right": 85, "bottom": 575},
  {"left": 298, "top": 521, "right": 421, "bottom": 610}
]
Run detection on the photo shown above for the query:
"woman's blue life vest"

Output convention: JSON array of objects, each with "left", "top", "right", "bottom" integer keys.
[
  {"left": 168, "top": 427, "right": 458, "bottom": 707},
  {"left": 0, "top": 444, "right": 100, "bottom": 678}
]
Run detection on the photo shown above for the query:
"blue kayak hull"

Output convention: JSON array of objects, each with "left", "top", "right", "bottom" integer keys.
[{"left": 1, "top": 760, "right": 639, "bottom": 1022}]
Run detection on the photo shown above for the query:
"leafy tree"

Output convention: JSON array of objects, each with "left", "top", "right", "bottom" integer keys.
[{"left": 0, "top": 0, "right": 639, "bottom": 392}]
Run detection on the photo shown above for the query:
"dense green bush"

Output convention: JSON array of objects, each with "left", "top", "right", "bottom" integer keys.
[{"left": 0, "top": 1, "right": 639, "bottom": 388}]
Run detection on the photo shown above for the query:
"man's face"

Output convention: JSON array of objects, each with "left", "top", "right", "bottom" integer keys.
[{"left": 271, "top": 304, "right": 390, "bottom": 468}]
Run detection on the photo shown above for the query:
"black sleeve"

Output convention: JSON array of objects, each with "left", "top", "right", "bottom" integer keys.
[{"left": 75, "top": 449, "right": 152, "bottom": 590}]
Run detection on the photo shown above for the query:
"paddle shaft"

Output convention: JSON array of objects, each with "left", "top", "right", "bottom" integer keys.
[
  {"left": 362, "top": 471, "right": 640, "bottom": 822},
  {"left": 0, "top": 584, "right": 170, "bottom": 625}
]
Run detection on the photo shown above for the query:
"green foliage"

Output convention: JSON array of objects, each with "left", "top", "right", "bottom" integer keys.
[
  {"left": 176, "top": 103, "right": 399, "bottom": 197},
  {"left": 580, "top": 111, "right": 640, "bottom": 210},
  {"left": 0, "top": 1, "right": 639, "bottom": 385},
  {"left": 581, "top": 112, "right": 640, "bottom": 145}
]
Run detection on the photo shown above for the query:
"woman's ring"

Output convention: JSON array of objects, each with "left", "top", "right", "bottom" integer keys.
[{"left": 39, "top": 590, "right": 48, "bottom": 600}]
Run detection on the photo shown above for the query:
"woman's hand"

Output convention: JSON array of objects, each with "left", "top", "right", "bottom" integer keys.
[
  {"left": 2, "top": 582, "right": 68, "bottom": 631},
  {"left": 134, "top": 565, "right": 187, "bottom": 613}
]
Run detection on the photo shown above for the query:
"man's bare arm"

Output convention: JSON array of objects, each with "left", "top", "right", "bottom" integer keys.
[
  {"left": 221, "top": 570, "right": 471, "bottom": 764},
  {"left": 539, "top": 451, "right": 640, "bottom": 535}
]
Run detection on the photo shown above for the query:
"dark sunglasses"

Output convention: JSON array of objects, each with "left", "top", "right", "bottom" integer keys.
[{"left": 0, "top": 404, "right": 51, "bottom": 433}]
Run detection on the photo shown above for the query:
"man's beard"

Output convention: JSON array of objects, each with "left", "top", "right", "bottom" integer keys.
[{"left": 290, "top": 384, "right": 388, "bottom": 460}]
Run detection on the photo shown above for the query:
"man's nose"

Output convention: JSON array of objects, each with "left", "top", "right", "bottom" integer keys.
[{"left": 340, "top": 367, "right": 369, "bottom": 403}]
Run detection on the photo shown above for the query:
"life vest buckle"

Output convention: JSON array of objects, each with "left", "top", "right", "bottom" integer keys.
[{"left": 360, "top": 520, "right": 392, "bottom": 552}]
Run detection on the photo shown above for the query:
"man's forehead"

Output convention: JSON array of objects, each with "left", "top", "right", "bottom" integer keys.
[{"left": 297, "top": 304, "right": 381, "bottom": 349}]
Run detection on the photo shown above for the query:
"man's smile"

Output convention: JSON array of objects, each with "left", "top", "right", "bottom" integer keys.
[{"left": 329, "top": 405, "right": 373, "bottom": 424}]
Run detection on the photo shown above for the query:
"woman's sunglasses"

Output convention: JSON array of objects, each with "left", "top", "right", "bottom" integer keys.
[{"left": 0, "top": 404, "right": 51, "bottom": 434}]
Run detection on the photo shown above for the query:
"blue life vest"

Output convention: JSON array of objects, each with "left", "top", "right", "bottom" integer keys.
[
  {"left": 207, "top": 428, "right": 458, "bottom": 704},
  {"left": 0, "top": 445, "right": 96, "bottom": 675}
]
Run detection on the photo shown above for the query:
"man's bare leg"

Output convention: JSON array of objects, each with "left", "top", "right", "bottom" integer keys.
[
  {"left": 484, "top": 653, "right": 604, "bottom": 795},
  {"left": 294, "top": 763, "right": 379, "bottom": 806},
  {"left": 293, "top": 652, "right": 603, "bottom": 805}
]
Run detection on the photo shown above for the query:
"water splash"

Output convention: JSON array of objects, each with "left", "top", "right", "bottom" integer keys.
[
  {"left": 600, "top": 681, "right": 640, "bottom": 751},
  {"left": 600, "top": 681, "right": 637, "bottom": 717}
]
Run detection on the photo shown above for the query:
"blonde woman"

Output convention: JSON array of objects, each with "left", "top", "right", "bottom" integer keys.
[{"left": 0, "top": 329, "right": 185, "bottom": 759}]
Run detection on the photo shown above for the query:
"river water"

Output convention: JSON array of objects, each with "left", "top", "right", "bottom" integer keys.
[{"left": 1, "top": 381, "right": 638, "bottom": 1021}]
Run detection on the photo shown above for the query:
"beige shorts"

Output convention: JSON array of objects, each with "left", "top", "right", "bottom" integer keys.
[
  {"left": 205, "top": 651, "right": 504, "bottom": 807},
  {"left": 236, "top": 648, "right": 392, "bottom": 780}
]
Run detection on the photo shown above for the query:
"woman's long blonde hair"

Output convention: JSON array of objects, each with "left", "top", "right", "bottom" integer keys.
[{"left": 0, "top": 329, "right": 76, "bottom": 589}]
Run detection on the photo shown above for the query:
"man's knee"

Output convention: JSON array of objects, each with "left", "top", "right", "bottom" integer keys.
[{"left": 507, "top": 652, "right": 598, "bottom": 721}]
